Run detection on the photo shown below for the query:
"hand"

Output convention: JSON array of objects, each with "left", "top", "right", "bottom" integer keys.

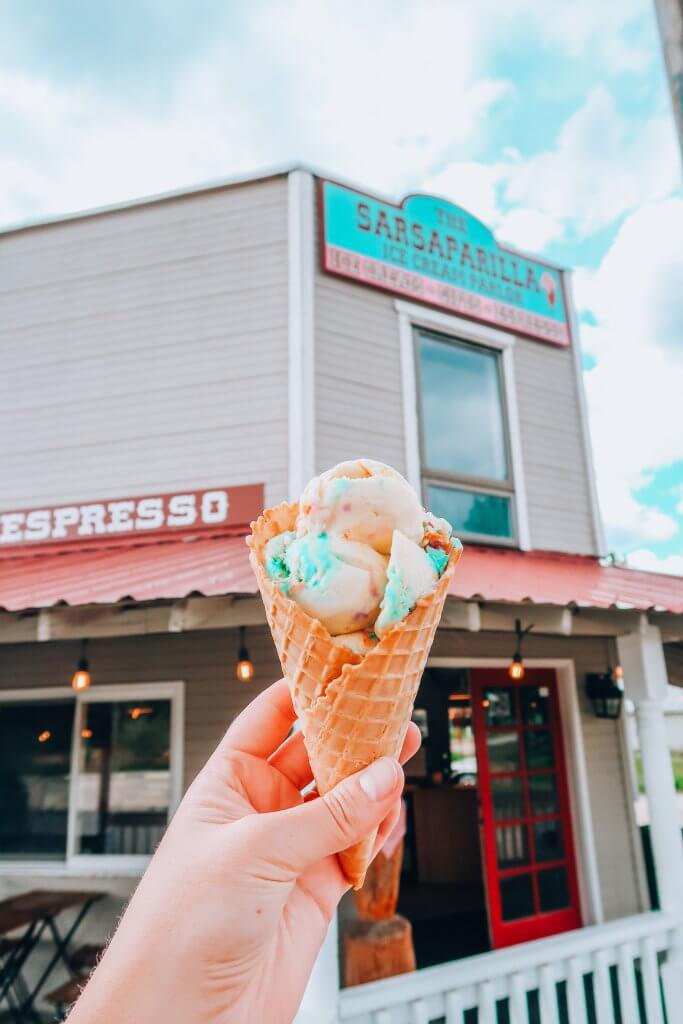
[{"left": 68, "top": 678, "right": 420, "bottom": 1024}]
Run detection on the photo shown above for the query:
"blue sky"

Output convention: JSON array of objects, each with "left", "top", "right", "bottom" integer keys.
[{"left": 1, "top": 0, "right": 681, "bottom": 572}]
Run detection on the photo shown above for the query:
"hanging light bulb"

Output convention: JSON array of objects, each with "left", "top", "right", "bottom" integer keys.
[
  {"left": 71, "top": 639, "right": 91, "bottom": 691},
  {"left": 38, "top": 730, "right": 51, "bottom": 743},
  {"left": 508, "top": 619, "right": 533, "bottom": 682},
  {"left": 613, "top": 664, "right": 624, "bottom": 683},
  {"left": 236, "top": 626, "right": 254, "bottom": 682}
]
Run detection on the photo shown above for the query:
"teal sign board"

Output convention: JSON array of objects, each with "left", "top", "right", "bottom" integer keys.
[{"left": 321, "top": 180, "right": 570, "bottom": 346}]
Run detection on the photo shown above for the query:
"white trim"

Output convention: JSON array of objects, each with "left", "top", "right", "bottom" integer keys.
[
  {"left": 617, "top": 696, "right": 652, "bottom": 912},
  {"left": 501, "top": 346, "right": 531, "bottom": 551},
  {"left": 0, "top": 680, "right": 184, "bottom": 877},
  {"left": 397, "top": 301, "right": 531, "bottom": 549},
  {"left": 395, "top": 300, "right": 515, "bottom": 350},
  {"left": 563, "top": 270, "right": 607, "bottom": 556},
  {"left": 288, "top": 169, "right": 316, "bottom": 500},
  {"left": 427, "top": 656, "right": 604, "bottom": 926},
  {"left": 398, "top": 310, "right": 422, "bottom": 494}
]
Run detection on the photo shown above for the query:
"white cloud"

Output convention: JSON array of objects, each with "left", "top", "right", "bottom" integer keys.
[
  {"left": 576, "top": 197, "right": 683, "bottom": 555},
  {"left": 0, "top": 1, "right": 512, "bottom": 228},
  {"left": 421, "top": 161, "right": 510, "bottom": 227},
  {"left": 495, "top": 207, "right": 564, "bottom": 251},
  {"left": 626, "top": 550, "right": 683, "bottom": 576},
  {"left": 505, "top": 86, "right": 680, "bottom": 236}
]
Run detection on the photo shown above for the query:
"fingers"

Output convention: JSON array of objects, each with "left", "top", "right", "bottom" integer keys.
[
  {"left": 268, "top": 730, "right": 314, "bottom": 792},
  {"left": 216, "top": 678, "right": 295, "bottom": 760},
  {"left": 259, "top": 757, "right": 404, "bottom": 875},
  {"left": 400, "top": 722, "right": 421, "bottom": 765},
  {"left": 373, "top": 800, "right": 402, "bottom": 859}
]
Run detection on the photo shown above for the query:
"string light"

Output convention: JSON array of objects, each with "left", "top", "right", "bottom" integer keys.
[
  {"left": 71, "top": 639, "right": 91, "bottom": 691},
  {"left": 236, "top": 626, "right": 255, "bottom": 682},
  {"left": 38, "top": 730, "right": 51, "bottom": 743},
  {"left": 508, "top": 619, "right": 534, "bottom": 682}
]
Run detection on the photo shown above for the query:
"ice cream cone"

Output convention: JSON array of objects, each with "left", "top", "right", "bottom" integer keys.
[{"left": 248, "top": 501, "right": 462, "bottom": 888}]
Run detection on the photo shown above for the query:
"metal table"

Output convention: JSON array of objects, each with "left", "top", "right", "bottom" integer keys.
[{"left": 0, "top": 889, "right": 103, "bottom": 1022}]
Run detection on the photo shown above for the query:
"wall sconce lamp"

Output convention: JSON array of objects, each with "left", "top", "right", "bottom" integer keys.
[{"left": 586, "top": 671, "right": 624, "bottom": 720}]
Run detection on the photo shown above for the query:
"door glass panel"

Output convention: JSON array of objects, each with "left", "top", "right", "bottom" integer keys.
[
  {"left": 0, "top": 700, "right": 74, "bottom": 860},
  {"left": 491, "top": 776, "right": 524, "bottom": 820},
  {"left": 76, "top": 700, "right": 171, "bottom": 855},
  {"left": 487, "top": 731, "right": 520, "bottom": 773},
  {"left": 529, "top": 774, "right": 560, "bottom": 816},
  {"left": 534, "top": 820, "right": 564, "bottom": 863},
  {"left": 500, "top": 874, "right": 535, "bottom": 921},
  {"left": 496, "top": 825, "right": 529, "bottom": 869},
  {"left": 538, "top": 867, "right": 570, "bottom": 912},
  {"left": 521, "top": 686, "right": 550, "bottom": 726},
  {"left": 524, "top": 730, "right": 553, "bottom": 770},
  {"left": 484, "top": 688, "right": 516, "bottom": 727}
]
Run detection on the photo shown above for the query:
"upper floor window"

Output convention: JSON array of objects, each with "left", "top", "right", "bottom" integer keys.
[{"left": 416, "top": 329, "right": 515, "bottom": 544}]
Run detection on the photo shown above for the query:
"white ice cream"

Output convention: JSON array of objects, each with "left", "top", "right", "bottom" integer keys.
[{"left": 264, "top": 459, "right": 456, "bottom": 644}]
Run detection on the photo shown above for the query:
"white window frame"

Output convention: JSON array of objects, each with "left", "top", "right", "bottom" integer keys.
[
  {"left": 0, "top": 681, "right": 184, "bottom": 877},
  {"left": 396, "top": 300, "right": 531, "bottom": 550}
]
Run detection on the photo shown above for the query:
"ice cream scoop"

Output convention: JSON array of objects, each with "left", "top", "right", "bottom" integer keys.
[
  {"left": 298, "top": 459, "right": 424, "bottom": 555},
  {"left": 264, "top": 459, "right": 457, "bottom": 646}
]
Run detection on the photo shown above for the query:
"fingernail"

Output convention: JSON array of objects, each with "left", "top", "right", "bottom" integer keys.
[{"left": 359, "top": 758, "right": 400, "bottom": 801}]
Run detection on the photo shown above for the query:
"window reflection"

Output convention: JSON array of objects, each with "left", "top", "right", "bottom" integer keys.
[{"left": 77, "top": 700, "right": 171, "bottom": 855}]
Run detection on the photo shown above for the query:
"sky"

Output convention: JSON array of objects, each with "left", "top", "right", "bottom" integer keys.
[{"left": 1, "top": 0, "right": 682, "bottom": 574}]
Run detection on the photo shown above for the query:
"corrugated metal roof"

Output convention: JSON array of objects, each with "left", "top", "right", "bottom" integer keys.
[
  {"left": 0, "top": 538, "right": 681, "bottom": 614},
  {"left": 0, "top": 536, "right": 254, "bottom": 611},
  {"left": 451, "top": 546, "right": 683, "bottom": 612}
]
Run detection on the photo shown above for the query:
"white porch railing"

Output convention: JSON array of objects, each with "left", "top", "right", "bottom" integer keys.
[{"left": 338, "top": 912, "right": 677, "bottom": 1024}]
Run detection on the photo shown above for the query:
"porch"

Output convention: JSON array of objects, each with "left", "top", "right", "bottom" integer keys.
[{"left": 339, "top": 911, "right": 675, "bottom": 1024}]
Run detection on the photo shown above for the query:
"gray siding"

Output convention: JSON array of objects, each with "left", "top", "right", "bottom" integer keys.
[
  {"left": 314, "top": 185, "right": 599, "bottom": 554},
  {"left": 514, "top": 338, "right": 597, "bottom": 554},
  {"left": 431, "top": 631, "right": 646, "bottom": 922},
  {"left": 0, "top": 177, "right": 289, "bottom": 510}
]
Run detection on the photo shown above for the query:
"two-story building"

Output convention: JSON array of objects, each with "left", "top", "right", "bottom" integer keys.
[{"left": 1, "top": 167, "right": 683, "bottom": 1023}]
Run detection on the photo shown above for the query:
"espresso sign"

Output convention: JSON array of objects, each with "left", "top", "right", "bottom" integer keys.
[
  {"left": 321, "top": 180, "right": 570, "bottom": 346},
  {"left": 0, "top": 483, "right": 264, "bottom": 548}
]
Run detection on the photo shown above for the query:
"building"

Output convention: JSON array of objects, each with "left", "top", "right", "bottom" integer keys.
[{"left": 1, "top": 166, "right": 683, "bottom": 1023}]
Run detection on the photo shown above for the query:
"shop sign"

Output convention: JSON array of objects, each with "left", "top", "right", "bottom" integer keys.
[
  {"left": 0, "top": 483, "right": 264, "bottom": 549},
  {"left": 321, "top": 180, "right": 570, "bottom": 346}
]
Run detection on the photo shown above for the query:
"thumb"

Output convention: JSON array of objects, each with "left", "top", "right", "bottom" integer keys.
[{"left": 265, "top": 757, "right": 404, "bottom": 875}]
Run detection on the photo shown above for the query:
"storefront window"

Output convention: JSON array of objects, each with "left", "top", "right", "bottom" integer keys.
[
  {"left": 417, "top": 330, "right": 515, "bottom": 543},
  {"left": 0, "top": 686, "right": 180, "bottom": 865}
]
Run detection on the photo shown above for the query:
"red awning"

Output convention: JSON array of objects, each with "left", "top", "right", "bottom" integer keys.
[
  {"left": 450, "top": 546, "right": 683, "bottom": 613},
  {"left": 0, "top": 535, "right": 255, "bottom": 612},
  {"left": 0, "top": 537, "right": 681, "bottom": 614}
]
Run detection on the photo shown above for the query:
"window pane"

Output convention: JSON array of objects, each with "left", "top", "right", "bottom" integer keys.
[
  {"left": 77, "top": 700, "right": 171, "bottom": 856},
  {"left": 524, "top": 730, "right": 554, "bottom": 770},
  {"left": 484, "top": 687, "right": 517, "bottom": 727},
  {"left": 500, "top": 874, "right": 535, "bottom": 921},
  {"left": 496, "top": 824, "right": 529, "bottom": 869},
  {"left": 487, "top": 731, "right": 520, "bottom": 773},
  {"left": 529, "top": 774, "right": 560, "bottom": 817},
  {"left": 521, "top": 686, "right": 551, "bottom": 726},
  {"left": 0, "top": 701, "right": 74, "bottom": 860},
  {"left": 428, "top": 485, "right": 512, "bottom": 540},
  {"left": 538, "top": 867, "right": 570, "bottom": 911},
  {"left": 419, "top": 333, "right": 508, "bottom": 480},
  {"left": 491, "top": 777, "right": 525, "bottom": 820},
  {"left": 534, "top": 820, "right": 564, "bottom": 863}
]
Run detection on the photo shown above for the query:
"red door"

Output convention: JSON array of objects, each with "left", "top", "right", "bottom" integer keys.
[{"left": 471, "top": 669, "right": 582, "bottom": 948}]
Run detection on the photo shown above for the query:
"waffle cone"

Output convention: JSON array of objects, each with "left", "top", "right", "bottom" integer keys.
[{"left": 248, "top": 502, "right": 461, "bottom": 888}]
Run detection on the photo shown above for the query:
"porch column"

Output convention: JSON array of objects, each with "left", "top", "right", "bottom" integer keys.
[
  {"left": 618, "top": 624, "right": 683, "bottom": 1016},
  {"left": 294, "top": 911, "right": 340, "bottom": 1024}
]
